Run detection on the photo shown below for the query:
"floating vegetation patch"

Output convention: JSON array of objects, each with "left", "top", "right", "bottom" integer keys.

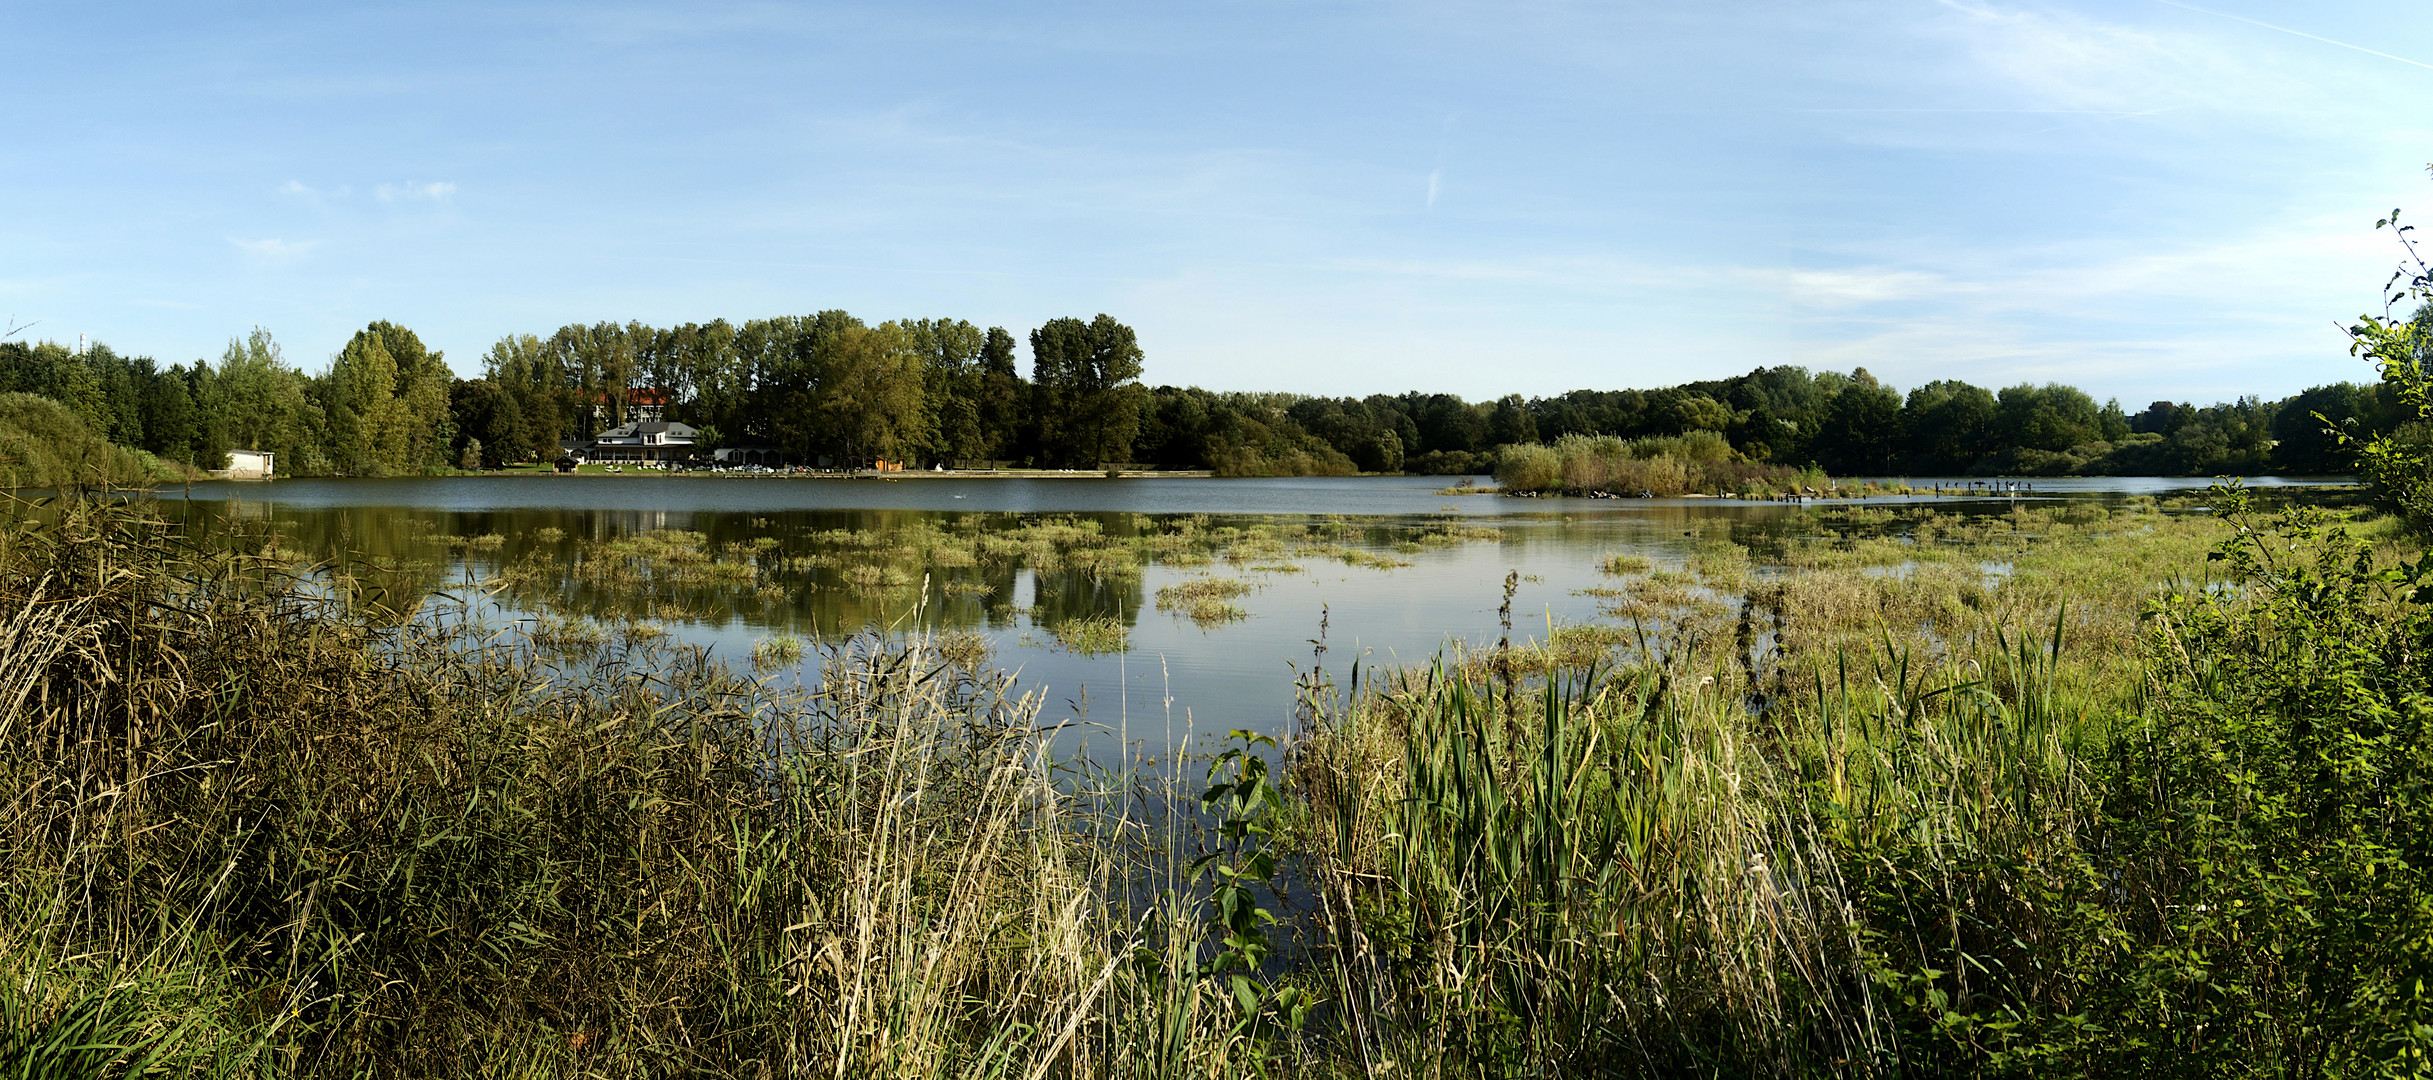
[
  {"left": 1599, "top": 553, "right": 1652, "bottom": 576},
  {"left": 1154, "top": 576, "right": 1256, "bottom": 625},
  {"left": 1692, "top": 540, "right": 1753, "bottom": 591},
  {"left": 1050, "top": 615, "right": 1129, "bottom": 655},
  {"left": 1590, "top": 570, "right": 1725, "bottom": 621},
  {"left": 752, "top": 634, "right": 806, "bottom": 670}
]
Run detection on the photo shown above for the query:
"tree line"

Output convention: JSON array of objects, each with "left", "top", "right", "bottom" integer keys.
[{"left": 3, "top": 307, "right": 2422, "bottom": 478}]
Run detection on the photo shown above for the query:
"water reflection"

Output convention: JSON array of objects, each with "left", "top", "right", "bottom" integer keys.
[{"left": 137, "top": 476, "right": 2302, "bottom": 748}]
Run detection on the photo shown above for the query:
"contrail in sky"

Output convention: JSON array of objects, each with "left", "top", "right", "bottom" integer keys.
[{"left": 2154, "top": 0, "right": 2433, "bottom": 71}]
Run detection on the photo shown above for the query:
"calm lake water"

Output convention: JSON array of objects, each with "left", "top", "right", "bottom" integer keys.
[{"left": 143, "top": 474, "right": 2346, "bottom": 752}]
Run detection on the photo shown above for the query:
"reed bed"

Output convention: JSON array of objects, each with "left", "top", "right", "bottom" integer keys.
[
  {"left": 1495, "top": 432, "right": 1823, "bottom": 497},
  {"left": 1282, "top": 489, "right": 2433, "bottom": 1077},
  {"left": 5, "top": 488, "right": 2424, "bottom": 1077},
  {"left": 0, "top": 496, "right": 1265, "bottom": 1078}
]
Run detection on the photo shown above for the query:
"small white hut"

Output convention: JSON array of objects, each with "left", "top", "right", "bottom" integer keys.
[{"left": 225, "top": 449, "right": 275, "bottom": 480}]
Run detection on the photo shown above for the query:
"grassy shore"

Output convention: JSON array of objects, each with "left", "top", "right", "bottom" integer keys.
[{"left": 4, "top": 488, "right": 2429, "bottom": 1077}]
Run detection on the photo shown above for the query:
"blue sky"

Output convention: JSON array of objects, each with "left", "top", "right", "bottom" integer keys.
[{"left": 4, "top": 0, "right": 2429, "bottom": 405}]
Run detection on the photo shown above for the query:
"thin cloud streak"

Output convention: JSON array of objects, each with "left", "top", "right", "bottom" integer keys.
[{"left": 2153, "top": 0, "right": 2433, "bottom": 71}]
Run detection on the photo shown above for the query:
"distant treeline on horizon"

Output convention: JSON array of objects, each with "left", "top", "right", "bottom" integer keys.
[{"left": 3, "top": 307, "right": 2421, "bottom": 480}]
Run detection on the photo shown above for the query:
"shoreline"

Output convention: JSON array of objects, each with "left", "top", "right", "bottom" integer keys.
[{"left": 473, "top": 466, "right": 1224, "bottom": 479}]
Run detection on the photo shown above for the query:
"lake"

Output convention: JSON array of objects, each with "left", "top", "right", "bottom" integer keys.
[{"left": 143, "top": 473, "right": 2344, "bottom": 753}]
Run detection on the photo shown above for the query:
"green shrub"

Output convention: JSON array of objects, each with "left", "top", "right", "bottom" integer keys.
[
  {"left": 0, "top": 392, "right": 190, "bottom": 489},
  {"left": 1494, "top": 431, "right": 1807, "bottom": 496}
]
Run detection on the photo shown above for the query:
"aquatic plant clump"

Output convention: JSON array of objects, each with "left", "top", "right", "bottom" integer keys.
[
  {"left": 751, "top": 632, "right": 806, "bottom": 669},
  {"left": 1597, "top": 552, "right": 1652, "bottom": 575},
  {"left": 1050, "top": 613, "right": 1130, "bottom": 654},
  {"left": 1154, "top": 576, "right": 1256, "bottom": 625}
]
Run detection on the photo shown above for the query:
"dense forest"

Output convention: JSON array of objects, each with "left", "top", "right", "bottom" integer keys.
[{"left": 2, "top": 307, "right": 2421, "bottom": 480}]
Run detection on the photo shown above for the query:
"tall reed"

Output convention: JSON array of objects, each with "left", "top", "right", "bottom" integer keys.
[{"left": 0, "top": 496, "right": 1259, "bottom": 1077}]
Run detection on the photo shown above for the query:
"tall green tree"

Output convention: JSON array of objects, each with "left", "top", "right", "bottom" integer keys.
[
  {"left": 1030, "top": 315, "right": 1145, "bottom": 467},
  {"left": 813, "top": 322, "right": 926, "bottom": 465},
  {"left": 1485, "top": 394, "right": 1539, "bottom": 446},
  {"left": 2274, "top": 383, "right": 2390, "bottom": 474},
  {"left": 1900, "top": 379, "right": 1998, "bottom": 469},
  {"left": 323, "top": 332, "right": 397, "bottom": 473},
  {"left": 1814, "top": 370, "right": 1902, "bottom": 473},
  {"left": 482, "top": 333, "right": 570, "bottom": 462},
  {"left": 975, "top": 326, "right": 1027, "bottom": 461},
  {"left": 448, "top": 379, "right": 529, "bottom": 469},
  {"left": 323, "top": 322, "right": 452, "bottom": 475},
  {"left": 138, "top": 364, "right": 198, "bottom": 464},
  {"left": 1996, "top": 383, "right": 2103, "bottom": 452},
  {"left": 906, "top": 318, "right": 987, "bottom": 463},
  {"left": 753, "top": 311, "right": 863, "bottom": 459},
  {"left": 208, "top": 329, "right": 320, "bottom": 472}
]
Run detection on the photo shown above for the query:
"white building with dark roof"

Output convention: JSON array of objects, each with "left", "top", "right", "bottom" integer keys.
[{"left": 580, "top": 420, "right": 700, "bottom": 463}]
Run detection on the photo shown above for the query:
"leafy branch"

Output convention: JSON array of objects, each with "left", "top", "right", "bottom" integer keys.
[{"left": 1193, "top": 728, "right": 1317, "bottom": 1042}]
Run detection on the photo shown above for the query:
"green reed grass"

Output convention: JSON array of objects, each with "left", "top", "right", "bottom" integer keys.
[
  {"left": 5, "top": 489, "right": 2418, "bottom": 1078},
  {"left": 1051, "top": 614, "right": 1130, "bottom": 655},
  {"left": 0, "top": 496, "right": 1277, "bottom": 1078}
]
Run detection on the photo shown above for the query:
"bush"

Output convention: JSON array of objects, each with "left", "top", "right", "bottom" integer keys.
[
  {"left": 0, "top": 392, "right": 191, "bottom": 488},
  {"left": 1493, "top": 431, "right": 1806, "bottom": 496}
]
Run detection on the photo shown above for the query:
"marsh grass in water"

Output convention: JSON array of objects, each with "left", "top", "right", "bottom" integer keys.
[
  {"left": 1597, "top": 552, "right": 1653, "bottom": 575},
  {"left": 1051, "top": 613, "right": 1131, "bottom": 654},
  {"left": 1155, "top": 576, "right": 1257, "bottom": 625},
  {"left": 751, "top": 632, "right": 806, "bottom": 670}
]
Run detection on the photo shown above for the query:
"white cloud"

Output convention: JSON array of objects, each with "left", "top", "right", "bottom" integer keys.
[
  {"left": 1778, "top": 268, "right": 1961, "bottom": 307},
  {"left": 277, "top": 180, "right": 352, "bottom": 200},
  {"left": 374, "top": 181, "right": 457, "bottom": 202}
]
